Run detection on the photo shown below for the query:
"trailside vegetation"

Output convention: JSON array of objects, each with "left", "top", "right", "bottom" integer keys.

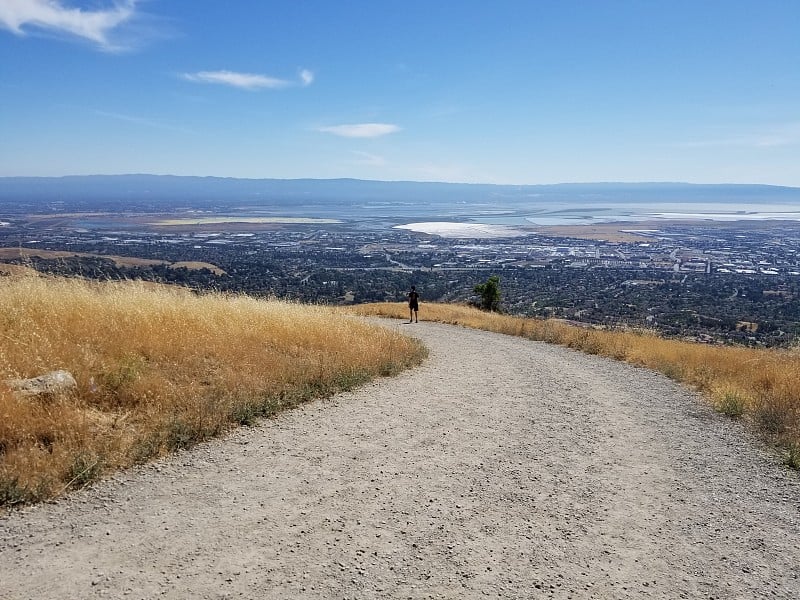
[
  {"left": 0, "top": 275, "right": 427, "bottom": 507},
  {"left": 473, "top": 275, "right": 502, "bottom": 312}
]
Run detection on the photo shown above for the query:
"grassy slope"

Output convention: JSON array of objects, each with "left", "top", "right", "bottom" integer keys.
[
  {"left": 0, "top": 276, "right": 426, "bottom": 506},
  {"left": 348, "top": 302, "right": 800, "bottom": 467}
]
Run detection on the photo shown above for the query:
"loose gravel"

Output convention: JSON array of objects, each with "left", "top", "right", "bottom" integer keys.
[{"left": 1, "top": 320, "right": 798, "bottom": 599}]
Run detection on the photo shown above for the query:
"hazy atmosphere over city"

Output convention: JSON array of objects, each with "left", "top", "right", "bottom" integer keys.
[{"left": 1, "top": 0, "right": 799, "bottom": 185}]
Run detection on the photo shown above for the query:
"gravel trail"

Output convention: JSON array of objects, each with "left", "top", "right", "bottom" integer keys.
[{"left": 1, "top": 320, "right": 799, "bottom": 599}]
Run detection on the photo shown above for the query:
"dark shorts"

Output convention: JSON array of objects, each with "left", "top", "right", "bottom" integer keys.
[{"left": 409, "top": 301, "right": 419, "bottom": 310}]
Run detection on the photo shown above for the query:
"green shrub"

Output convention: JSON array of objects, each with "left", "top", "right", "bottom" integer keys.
[
  {"left": 718, "top": 391, "right": 747, "bottom": 418},
  {"left": 473, "top": 275, "right": 502, "bottom": 312}
]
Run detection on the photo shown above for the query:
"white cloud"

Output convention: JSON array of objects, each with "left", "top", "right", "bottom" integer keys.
[
  {"left": 299, "top": 69, "right": 314, "bottom": 87},
  {"left": 0, "top": 0, "right": 136, "bottom": 49},
  {"left": 182, "top": 70, "right": 291, "bottom": 90},
  {"left": 319, "top": 123, "right": 401, "bottom": 138},
  {"left": 182, "top": 69, "right": 315, "bottom": 91}
]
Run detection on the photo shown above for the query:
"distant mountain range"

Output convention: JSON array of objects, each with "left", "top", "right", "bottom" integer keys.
[{"left": 1, "top": 175, "right": 798, "bottom": 206}]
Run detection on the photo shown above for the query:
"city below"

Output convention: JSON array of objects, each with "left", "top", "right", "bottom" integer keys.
[{"left": 1, "top": 176, "right": 799, "bottom": 347}]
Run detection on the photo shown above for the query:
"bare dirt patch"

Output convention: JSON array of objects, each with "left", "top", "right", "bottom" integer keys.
[{"left": 536, "top": 222, "right": 658, "bottom": 242}]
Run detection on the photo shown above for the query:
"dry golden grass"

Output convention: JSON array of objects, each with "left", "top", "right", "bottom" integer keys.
[
  {"left": 0, "top": 247, "right": 161, "bottom": 267},
  {"left": 0, "top": 263, "right": 40, "bottom": 277},
  {"left": 0, "top": 276, "right": 426, "bottom": 507},
  {"left": 170, "top": 261, "right": 226, "bottom": 275},
  {"left": 349, "top": 302, "right": 800, "bottom": 464},
  {"left": 0, "top": 247, "right": 225, "bottom": 271}
]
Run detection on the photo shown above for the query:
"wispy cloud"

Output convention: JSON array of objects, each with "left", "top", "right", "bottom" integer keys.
[
  {"left": 413, "top": 163, "right": 474, "bottom": 183},
  {"left": 678, "top": 123, "right": 800, "bottom": 149},
  {"left": 319, "top": 123, "right": 401, "bottom": 138},
  {"left": 182, "top": 69, "right": 314, "bottom": 91},
  {"left": 182, "top": 70, "right": 290, "bottom": 90},
  {"left": 0, "top": 0, "right": 138, "bottom": 50},
  {"left": 351, "top": 151, "right": 386, "bottom": 167},
  {"left": 95, "top": 109, "right": 194, "bottom": 134},
  {"left": 752, "top": 126, "right": 800, "bottom": 147}
]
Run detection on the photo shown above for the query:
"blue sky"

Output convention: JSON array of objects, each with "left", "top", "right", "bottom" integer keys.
[{"left": 1, "top": 1, "right": 798, "bottom": 185}]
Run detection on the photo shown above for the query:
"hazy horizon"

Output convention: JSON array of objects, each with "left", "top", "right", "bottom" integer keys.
[
  {"left": 2, "top": 175, "right": 798, "bottom": 227},
  {"left": 2, "top": 173, "right": 800, "bottom": 190}
]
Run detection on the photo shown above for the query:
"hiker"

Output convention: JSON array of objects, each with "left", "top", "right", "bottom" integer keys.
[{"left": 407, "top": 285, "right": 419, "bottom": 323}]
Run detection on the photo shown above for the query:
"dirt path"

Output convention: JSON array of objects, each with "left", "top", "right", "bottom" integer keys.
[{"left": 1, "top": 321, "right": 799, "bottom": 599}]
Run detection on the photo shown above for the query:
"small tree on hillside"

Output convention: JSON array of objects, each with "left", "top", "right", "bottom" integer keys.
[{"left": 473, "top": 275, "right": 501, "bottom": 312}]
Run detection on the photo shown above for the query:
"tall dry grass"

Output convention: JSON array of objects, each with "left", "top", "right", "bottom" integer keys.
[
  {"left": 0, "top": 276, "right": 426, "bottom": 506},
  {"left": 349, "top": 302, "right": 800, "bottom": 465}
]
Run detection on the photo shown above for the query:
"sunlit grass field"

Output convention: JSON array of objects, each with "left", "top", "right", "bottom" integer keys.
[
  {"left": 349, "top": 302, "right": 800, "bottom": 467},
  {"left": 0, "top": 276, "right": 426, "bottom": 507}
]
